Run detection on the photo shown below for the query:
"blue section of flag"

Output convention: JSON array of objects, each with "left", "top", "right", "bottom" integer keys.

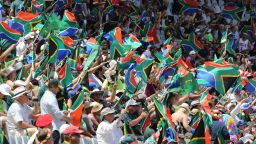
[
  {"left": 103, "top": 33, "right": 114, "bottom": 43},
  {"left": 59, "top": 27, "right": 78, "bottom": 36},
  {"left": 8, "top": 20, "right": 24, "bottom": 34},
  {"left": 57, "top": 49, "right": 71, "bottom": 60},
  {"left": 196, "top": 68, "right": 216, "bottom": 87},
  {"left": 245, "top": 82, "right": 256, "bottom": 94}
]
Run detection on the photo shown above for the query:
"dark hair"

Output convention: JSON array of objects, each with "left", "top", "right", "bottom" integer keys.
[
  {"left": 30, "top": 79, "right": 39, "bottom": 86},
  {"left": 48, "top": 79, "right": 59, "bottom": 88}
]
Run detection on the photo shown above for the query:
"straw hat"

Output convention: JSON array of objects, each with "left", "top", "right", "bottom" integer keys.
[
  {"left": 12, "top": 86, "right": 31, "bottom": 99},
  {"left": 90, "top": 102, "right": 103, "bottom": 113}
]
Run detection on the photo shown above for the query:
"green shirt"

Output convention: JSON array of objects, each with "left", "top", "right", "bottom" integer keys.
[{"left": 123, "top": 112, "right": 145, "bottom": 135}]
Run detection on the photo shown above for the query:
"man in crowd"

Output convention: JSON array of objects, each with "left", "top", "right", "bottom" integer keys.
[
  {"left": 7, "top": 86, "right": 38, "bottom": 142},
  {"left": 40, "top": 79, "right": 71, "bottom": 144},
  {"left": 123, "top": 99, "right": 148, "bottom": 137},
  {"left": 96, "top": 107, "right": 124, "bottom": 144}
]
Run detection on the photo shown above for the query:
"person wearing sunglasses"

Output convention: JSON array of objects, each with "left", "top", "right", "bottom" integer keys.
[
  {"left": 6, "top": 86, "right": 38, "bottom": 143},
  {"left": 63, "top": 125, "right": 83, "bottom": 144}
]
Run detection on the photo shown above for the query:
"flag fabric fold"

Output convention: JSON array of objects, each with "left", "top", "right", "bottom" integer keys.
[{"left": 0, "top": 22, "right": 21, "bottom": 43}]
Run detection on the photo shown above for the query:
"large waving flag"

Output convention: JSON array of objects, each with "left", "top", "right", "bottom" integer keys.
[
  {"left": 0, "top": 22, "right": 21, "bottom": 43},
  {"left": 59, "top": 10, "right": 79, "bottom": 36},
  {"left": 57, "top": 36, "right": 75, "bottom": 60},
  {"left": 181, "top": 32, "right": 204, "bottom": 52},
  {"left": 103, "top": 27, "right": 123, "bottom": 44},
  {"left": 125, "top": 64, "right": 142, "bottom": 94},
  {"left": 70, "top": 89, "right": 88, "bottom": 127},
  {"left": 189, "top": 112, "right": 201, "bottom": 129},
  {"left": 134, "top": 57, "right": 154, "bottom": 82},
  {"left": 222, "top": 5, "right": 244, "bottom": 21},
  {"left": 62, "top": 10, "right": 79, "bottom": 27},
  {"left": 196, "top": 62, "right": 239, "bottom": 95},
  {"left": 159, "top": 64, "right": 176, "bottom": 84},
  {"left": 110, "top": 40, "right": 128, "bottom": 60},
  {"left": 86, "top": 37, "right": 98, "bottom": 55},
  {"left": 180, "top": 72, "right": 199, "bottom": 95},
  {"left": 12, "top": 11, "right": 43, "bottom": 34}
]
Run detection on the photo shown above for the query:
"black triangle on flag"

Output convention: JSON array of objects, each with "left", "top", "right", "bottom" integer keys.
[{"left": 222, "top": 76, "right": 238, "bottom": 94}]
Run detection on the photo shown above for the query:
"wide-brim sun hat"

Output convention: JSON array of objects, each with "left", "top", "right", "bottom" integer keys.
[
  {"left": 90, "top": 88, "right": 104, "bottom": 96},
  {"left": 90, "top": 102, "right": 103, "bottom": 113},
  {"left": 12, "top": 86, "right": 30, "bottom": 99}
]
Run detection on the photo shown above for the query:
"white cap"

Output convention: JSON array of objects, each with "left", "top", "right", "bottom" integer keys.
[
  {"left": 24, "top": 33, "right": 35, "bottom": 40},
  {"left": 100, "top": 107, "right": 115, "bottom": 120},
  {"left": 0, "top": 84, "right": 11, "bottom": 96},
  {"left": 189, "top": 50, "right": 196, "bottom": 55},
  {"left": 125, "top": 99, "right": 139, "bottom": 109}
]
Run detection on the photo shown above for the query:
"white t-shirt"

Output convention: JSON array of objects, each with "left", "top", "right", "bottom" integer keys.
[
  {"left": 96, "top": 120, "right": 123, "bottom": 144},
  {"left": 7, "top": 101, "right": 32, "bottom": 131},
  {"left": 40, "top": 90, "right": 65, "bottom": 131}
]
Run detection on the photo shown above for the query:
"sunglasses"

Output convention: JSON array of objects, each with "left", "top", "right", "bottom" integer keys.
[{"left": 71, "top": 133, "right": 81, "bottom": 137}]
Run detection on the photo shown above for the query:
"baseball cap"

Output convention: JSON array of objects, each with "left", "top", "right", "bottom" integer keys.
[
  {"left": 125, "top": 99, "right": 139, "bottom": 109},
  {"left": 100, "top": 107, "right": 115, "bottom": 120},
  {"left": 36, "top": 114, "right": 53, "bottom": 128},
  {"left": 63, "top": 126, "right": 83, "bottom": 135}
]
